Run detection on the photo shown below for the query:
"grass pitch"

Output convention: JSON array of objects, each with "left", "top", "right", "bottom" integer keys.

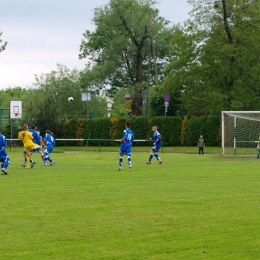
[{"left": 1, "top": 147, "right": 260, "bottom": 259}]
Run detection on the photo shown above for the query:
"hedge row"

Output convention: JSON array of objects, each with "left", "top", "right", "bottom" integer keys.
[{"left": 60, "top": 116, "right": 221, "bottom": 147}]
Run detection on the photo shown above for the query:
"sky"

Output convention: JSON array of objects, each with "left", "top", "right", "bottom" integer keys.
[{"left": 0, "top": 0, "right": 192, "bottom": 90}]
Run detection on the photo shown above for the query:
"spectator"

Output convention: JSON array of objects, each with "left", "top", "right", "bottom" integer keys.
[{"left": 197, "top": 135, "right": 205, "bottom": 155}]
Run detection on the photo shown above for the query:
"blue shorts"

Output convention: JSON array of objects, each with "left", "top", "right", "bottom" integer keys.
[
  {"left": 0, "top": 155, "right": 9, "bottom": 164},
  {"left": 31, "top": 147, "right": 42, "bottom": 153},
  {"left": 119, "top": 146, "right": 132, "bottom": 156},
  {"left": 151, "top": 144, "right": 161, "bottom": 153},
  {"left": 43, "top": 145, "right": 54, "bottom": 155}
]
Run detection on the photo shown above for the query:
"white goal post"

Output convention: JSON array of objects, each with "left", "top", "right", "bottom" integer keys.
[{"left": 222, "top": 111, "right": 260, "bottom": 155}]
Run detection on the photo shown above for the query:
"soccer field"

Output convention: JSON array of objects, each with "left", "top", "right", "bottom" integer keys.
[{"left": 1, "top": 148, "right": 260, "bottom": 259}]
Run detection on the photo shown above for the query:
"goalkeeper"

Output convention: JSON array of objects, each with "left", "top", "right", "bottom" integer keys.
[
  {"left": 18, "top": 124, "right": 41, "bottom": 169},
  {"left": 257, "top": 144, "right": 260, "bottom": 159}
]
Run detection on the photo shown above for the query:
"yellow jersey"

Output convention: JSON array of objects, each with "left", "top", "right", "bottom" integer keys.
[{"left": 18, "top": 130, "right": 33, "bottom": 144}]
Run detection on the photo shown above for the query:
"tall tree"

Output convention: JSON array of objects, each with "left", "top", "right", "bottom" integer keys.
[
  {"left": 0, "top": 31, "right": 7, "bottom": 53},
  {"left": 32, "top": 64, "right": 108, "bottom": 122},
  {"left": 163, "top": 0, "right": 260, "bottom": 116},
  {"left": 79, "top": 0, "right": 174, "bottom": 115},
  {"left": 33, "top": 64, "right": 85, "bottom": 117}
]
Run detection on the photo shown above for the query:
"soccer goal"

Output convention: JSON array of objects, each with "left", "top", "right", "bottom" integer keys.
[{"left": 222, "top": 111, "right": 260, "bottom": 155}]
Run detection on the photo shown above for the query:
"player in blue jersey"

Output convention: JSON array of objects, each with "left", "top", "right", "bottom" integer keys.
[
  {"left": 21, "top": 125, "right": 46, "bottom": 167},
  {"left": 145, "top": 126, "right": 162, "bottom": 165},
  {"left": 119, "top": 122, "right": 134, "bottom": 171},
  {"left": 0, "top": 128, "right": 9, "bottom": 175},
  {"left": 43, "top": 130, "right": 55, "bottom": 166},
  {"left": 36, "top": 129, "right": 46, "bottom": 163}
]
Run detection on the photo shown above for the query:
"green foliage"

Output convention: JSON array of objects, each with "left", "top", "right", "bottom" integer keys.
[
  {"left": 61, "top": 116, "right": 220, "bottom": 147},
  {"left": 59, "top": 119, "right": 70, "bottom": 146},
  {"left": 84, "top": 118, "right": 112, "bottom": 146},
  {"left": 109, "top": 117, "right": 119, "bottom": 140},
  {"left": 150, "top": 116, "right": 182, "bottom": 146},
  {"left": 131, "top": 117, "right": 149, "bottom": 139},
  {"left": 83, "top": 119, "right": 93, "bottom": 145},
  {"left": 149, "top": 85, "right": 184, "bottom": 117},
  {"left": 66, "top": 118, "right": 78, "bottom": 146},
  {"left": 3, "top": 65, "right": 112, "bottom": 134},
  {"left": 186, "top": 117, "right": 207, "bottom": 146},
  {"left": 76, "top": 118, "right": 85, "bottom": 146},
  {"left": 33, "top": 93, "right": 61, "bottom": 136},
  {"left": 1, "top": 122, "right": 20, "bottom": 140},
  {"left": 94, "top": 118, "right": 111, "bottom": 141},
  {"left": 163, "top": 0, "right": 260, "bottom": 116},
  {"left": 79, "top": 0, "right": 175, "bottom": 115},
  {"left": 114, "top": 117, "right": 129, "bottom": 140},
  {"left": 0, "top": 88, "right": 30, "bottom": 126},
  {"left": 33, "top": 65, "right": 95, "bottom": 118},
  {"left": 110, "top": 88, "right": 133, "bottom": 117},
  {"left": 0, "top": 31, "right": 7, "bottom": 53},
  {"left": 129, "top": 117, "right": 150, "bottom": 146},
  {"left": 180, "top": 116, "right": 189, "bottom": 146},
  {"left": 205, "top": 116, "right": 221, "bottom": 146}
]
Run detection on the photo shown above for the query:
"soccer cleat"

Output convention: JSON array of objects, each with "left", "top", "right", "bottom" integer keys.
[
  {"left": 1, "top": 169, "right": 7, "bottom": 175},
  {"left": 158, "top": 161, "right": 162, "bottom": 164},
  {"left": 129, "top": 164, "right": 132, "bottom": 171},
  {"left": 42, "top": 163, "right": 47, "bottom": 166},
  {"left": 145, "top": 162, "right": 151, "bottom": 164},
  {"left": 21, "top": 164, "right": 26, "bottom": 167},
  {"left": 118, "top": 166, "right": 122, "bottom": 171},
  {"left": 31, "top": 161, "right": 35, "bottom": 168},
  {"left": 50, "top": 162, "right": 55, "bottom": 166}
]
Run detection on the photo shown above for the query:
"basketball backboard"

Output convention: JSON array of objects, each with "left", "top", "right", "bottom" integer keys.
[{"left": 10, "top": 100, "right": 22, "bottom": 119}]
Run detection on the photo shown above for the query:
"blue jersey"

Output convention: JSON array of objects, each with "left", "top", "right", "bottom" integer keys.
[
  {"left": 151, "top": 130, "right": 161, "bottom": 152},
  {"left": 0, "top": 134, "right": 8, "bottom": 158},
  {"left": 39, "top": 135, "right": 43, "bottom": 143},
  {"left": 29, "top": 129, "right": 41, "bottom": 145},
  {"left": 153, "top": 130, "right": 161, "bottom": 144},
  {"left": 119, "top": 129, "right": 134, "bottom": 156},
  {"left": 121, "top": 129, "right": 134, "bottom": 149},
  {"left": 44, "top": 133, "right": 56, "bottom": 147}
]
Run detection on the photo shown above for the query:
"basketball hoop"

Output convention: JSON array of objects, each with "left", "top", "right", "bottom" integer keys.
[{"left": 14, "top": 113, "right": 18, "bottom": 117}]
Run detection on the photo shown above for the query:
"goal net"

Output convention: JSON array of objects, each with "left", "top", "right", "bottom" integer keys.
[{"left": 222, "top": 111, "right": 260, "bottom": 155}]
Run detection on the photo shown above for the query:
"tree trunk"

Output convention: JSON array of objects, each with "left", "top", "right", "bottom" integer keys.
[{"left": 132, "top": 46, "right": 143, "bottom": 116}]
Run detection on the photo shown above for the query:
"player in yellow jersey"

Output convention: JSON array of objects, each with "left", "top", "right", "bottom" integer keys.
[{"left": 18, "top": 124, "right": 41, "bottom": 169}]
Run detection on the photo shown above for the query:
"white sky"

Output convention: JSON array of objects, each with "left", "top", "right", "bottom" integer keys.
[{"left": 0, "top": 0, "right": 192, "bottom": 90}]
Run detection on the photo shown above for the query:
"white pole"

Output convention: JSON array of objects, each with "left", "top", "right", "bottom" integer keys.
[{"left": 11, "top": 119, "right": 12, "bottom": 150}]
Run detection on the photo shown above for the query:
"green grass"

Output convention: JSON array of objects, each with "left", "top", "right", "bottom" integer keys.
[{"left": 1, "top": 147, "right": 260, "bottom": 259}]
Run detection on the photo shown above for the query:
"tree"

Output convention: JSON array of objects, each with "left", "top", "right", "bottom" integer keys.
[
  {"left": 109, "top": 88, "right": 129, "bottom": 117},
  {"left": 32, "top": 65, "right": 108, "bottom": 123},
  {"left": 0, "top": 31, "right": 7, "bottom": 53},
  {"left": 33, "top": 64, "right": 89, "bottom": 118},
  {"left": 163, "top": 0, "right": 260, "bottom": 116},
  {"left": 79, "top": 0, "right": 175, "bottom": 116},
  {"left": 148, "top": 85, "right": 186, "bottom": 117}
]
